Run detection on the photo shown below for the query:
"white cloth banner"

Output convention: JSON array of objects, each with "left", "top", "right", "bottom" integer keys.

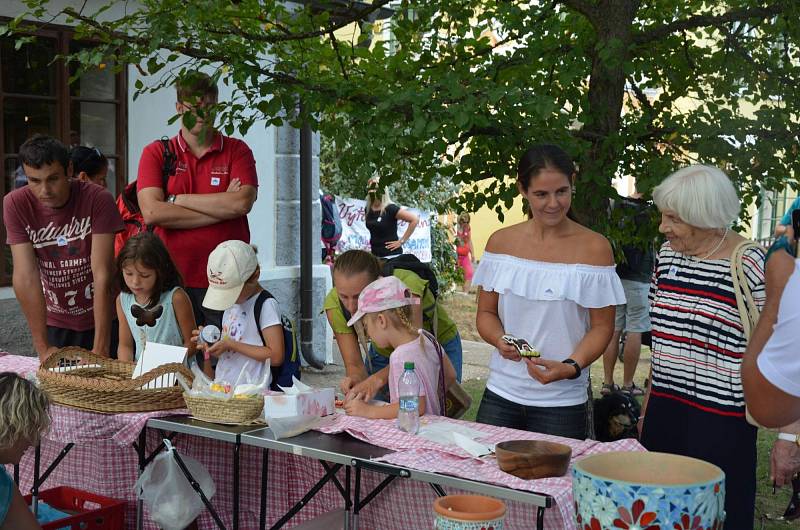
[{"left": 335, "top": 196, "right": 432, "bottom": 263}]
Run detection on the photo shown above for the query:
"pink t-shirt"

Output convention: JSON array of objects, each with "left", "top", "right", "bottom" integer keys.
[
  {"left": 3, "top": 180, "right": 124, "bottom": 331},
  {"left": 388, "top": 335, "right": 444, "bottom": 416}
]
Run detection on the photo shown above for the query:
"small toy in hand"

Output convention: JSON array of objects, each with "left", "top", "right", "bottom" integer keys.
[
  {"left": 131, "top": 304, "right": 163, "bottom": 327},
  {"left": 502, "top": 335, "right": 540, "bottom": 357}
]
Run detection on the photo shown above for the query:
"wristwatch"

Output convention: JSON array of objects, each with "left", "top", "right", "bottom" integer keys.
[
  {"left": 778, "top": 432, "right": 800, "bottom": 447},
  {"left": 562, "top": 359, "right": 581, "bottom": 380},
  {"left": 167, "top": 194, "right": 177, "bottom": 204}
]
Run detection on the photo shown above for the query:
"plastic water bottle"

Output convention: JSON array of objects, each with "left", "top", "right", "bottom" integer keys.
[{"left": 397, "top": 361, "right": 420, "bottom": 434}]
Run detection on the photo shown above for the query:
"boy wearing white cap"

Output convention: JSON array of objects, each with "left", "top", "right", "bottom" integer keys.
[
  {"left": 191, "top": 240, "right": 285, "bottom": 384},
  {"left": 343, "top": 275, "right": 456, "bottom": 419}
]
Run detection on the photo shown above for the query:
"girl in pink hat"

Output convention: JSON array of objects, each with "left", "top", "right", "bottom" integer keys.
[{"left": 343, "top": 275, "right": 456, "bottom": 418}]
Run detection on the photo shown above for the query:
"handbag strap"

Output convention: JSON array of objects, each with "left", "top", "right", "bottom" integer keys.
[
  {"left": 352, "top": 321, "right": 373, "bottom": 374},
  {"left": 419, "top": 328, "right": 447, "bottom": 414},
  {"left": 729, "top": 240, "right": 763, "bottom": 340}
]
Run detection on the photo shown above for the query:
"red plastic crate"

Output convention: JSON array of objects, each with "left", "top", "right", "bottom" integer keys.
[{"left": 23, "top": 486, "right": 125, "bottom": 530}]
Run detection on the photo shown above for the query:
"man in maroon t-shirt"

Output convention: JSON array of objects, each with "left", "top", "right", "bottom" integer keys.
[
  {"left": 137, "top": 72, "right": 258, "bottom": 328},
  {"left": 3, "top": 135, "right": 123, "bottom": 361}
]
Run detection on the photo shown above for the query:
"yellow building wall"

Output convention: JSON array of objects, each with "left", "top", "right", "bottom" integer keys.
[{"left": 469, "top": 195, "right": 528, "bottom": 260}]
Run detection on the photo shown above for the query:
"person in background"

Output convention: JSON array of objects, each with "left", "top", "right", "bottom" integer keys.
[
  {"left": 3, "top": 135, "right": 123, "bottom": 360},
  {"left": 137, "top": 72, "right": 258, "bottom": 331},
  {"left": 601, "top": 192, "right": 654, "bottom": 396},
  {"left": 342, "top": 276, "right": 456, "bottom": 418},
  {"left": 640, "top": 165, "right": 765, "bottom": 529},
  {"left": 365, "top": 177, "right": 419, "bottom": 260},
  {"left": 774, "top": 196, "right": 799, "bottom": 241},
  {"left": 70, "top": 146, "right": 109, "bottom": 188},
  {"left": 0, "top": 372, "right": 50, "bottom": 530},
  {"left": 325, "top": 250, "right": 463, "bottom": 400},
  {"left": 115, "top": 232, "right": 196, "bottom": 362},
  {"left": 455, "top": 212, "right": 476, "bottom": 293},
  {"left": 473, "top": 144, "right": 623, "bottom": 439}
]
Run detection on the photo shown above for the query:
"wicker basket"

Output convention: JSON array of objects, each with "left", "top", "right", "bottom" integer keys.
[
  {"left": 183, "top": 393, "right": 264, "bottom": 424},
  {"left": 38, "top": 348, "right": 193, "bottom": 413}
]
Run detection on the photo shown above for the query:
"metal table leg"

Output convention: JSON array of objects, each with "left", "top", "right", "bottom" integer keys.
[
  {"left": 171, "top": 445, "right": 227, "bottom": 530},
  {"left": 260, "top": 448, "right": 269, "bottom": 530},
  {"left": 344, "top": 466, "right": 351, "bottom": 530},
  {"left": 31, "top": 444, "right": 41, "bottom": 518},
  {"left": 269, "top": 463, "right": 343, "bottom": 530},
  {"left": 537, "top": 506, "right": 545, "bottom": 529},
  {"left": 233, "top": 441, "right": 240, "bottom": 530}
]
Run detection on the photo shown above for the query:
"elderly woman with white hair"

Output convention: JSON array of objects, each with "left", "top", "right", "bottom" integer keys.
[{"left": 639, "top": 165, "right": 765, "bottom": 529}]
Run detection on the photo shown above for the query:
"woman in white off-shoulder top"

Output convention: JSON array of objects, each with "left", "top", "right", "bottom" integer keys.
[{"left": 472, "top": 144, "right": 625, "bottom": 439}]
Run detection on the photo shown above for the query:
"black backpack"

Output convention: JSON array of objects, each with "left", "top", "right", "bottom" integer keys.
[
  {"left": 320, "top": 192, "right": 342, "bottom": 250},
  {"left": 252, "top": 290, "right": 301, "bottom": 391},
  {"left": 382, "top": 254, "right": 440, "bottom": 299}
]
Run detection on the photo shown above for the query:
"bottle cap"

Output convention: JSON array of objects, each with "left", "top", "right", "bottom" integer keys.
[{"left": 404, "top": 361, "right": 415, "bottom": 370}]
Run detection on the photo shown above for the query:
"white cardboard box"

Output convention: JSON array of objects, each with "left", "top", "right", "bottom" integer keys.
[{"left": 263, "top": 387, "right": 335, "bottom": 419}]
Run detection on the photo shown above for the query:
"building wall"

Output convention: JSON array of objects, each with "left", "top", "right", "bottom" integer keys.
[{"left": 0, "top": 1, "right": 332, "bottom": 364}]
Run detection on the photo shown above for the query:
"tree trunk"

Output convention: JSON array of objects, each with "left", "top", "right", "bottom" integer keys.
[{"left": 577, "top": 0, "right": 639, "bottom": 226}]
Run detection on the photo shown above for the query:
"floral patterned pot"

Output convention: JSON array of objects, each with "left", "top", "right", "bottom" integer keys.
[
  {"left": 572, "top": 451, "right": 725, "bottom": 530},
  {"left": 433, "top": 495, "right": 506, "bottom": 530}
]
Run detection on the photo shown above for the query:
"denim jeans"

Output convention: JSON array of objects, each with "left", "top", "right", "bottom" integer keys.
[
  {"left": 475, "top": 387, "right": 588, "bottom": 440},
  {"left": 366, "top": 332, "right": 464, "bottom": 381}
]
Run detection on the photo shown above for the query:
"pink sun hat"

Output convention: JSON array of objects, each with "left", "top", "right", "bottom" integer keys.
[{"left": 346, "top": 275, "right": 420, "bottom": 327}]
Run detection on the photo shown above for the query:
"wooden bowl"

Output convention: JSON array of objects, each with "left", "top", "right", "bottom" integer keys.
[{"left": 494, "top": 440, "right": 572, "bottom": 480}]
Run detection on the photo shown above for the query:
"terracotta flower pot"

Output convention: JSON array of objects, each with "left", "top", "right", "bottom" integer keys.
[
  {"left": 572, "top": 451, "right": 725, "bottom": 529},
  {"left": 433, "top": 495, "right": 506, "bottom": 530}
]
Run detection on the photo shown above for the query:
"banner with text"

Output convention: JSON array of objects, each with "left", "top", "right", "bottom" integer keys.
[{"left": 335, "top": 196, "right": 432, "bottom": 263}]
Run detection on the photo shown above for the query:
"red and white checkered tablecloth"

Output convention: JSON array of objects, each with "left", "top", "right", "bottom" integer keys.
[
  {"left": 318, "top": 413, "right": 645, "bottom": 529},
  {"left": 0, "top": 354, "right": 187, "bottom": 445}
]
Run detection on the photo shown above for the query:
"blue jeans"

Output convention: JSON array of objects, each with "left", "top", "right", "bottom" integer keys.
[
  {"left": 475, "top": 387, "right": 588, "bottom": 440},
  {"left": 366, "top": 332, "right": 464, "bottom": 382}
]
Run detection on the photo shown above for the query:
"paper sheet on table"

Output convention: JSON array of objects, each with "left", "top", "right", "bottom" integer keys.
[
  {"left": 277, "top": 375, "right": 312, "bottom": 395},
  {"left": 133, "top": 342, "right": 187, "bottom": 389},
  {"left": 452, "top": 431, "right": 495, "bottom": 458},
  {"left": 417, "top": 420, "right": 492, "bottom": 446}
]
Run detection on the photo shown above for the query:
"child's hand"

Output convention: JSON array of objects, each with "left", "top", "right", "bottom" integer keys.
[
  {"left": 343, "top": 397, "right": 371, "bottom": 418},
  {"left": 204, "top": 338, "right": 232, "bottom": 358},
  {"left": 191, "top": 327, "right": 202, "bottom": 346}
]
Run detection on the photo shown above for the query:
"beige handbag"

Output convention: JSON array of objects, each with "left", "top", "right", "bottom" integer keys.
[{"left": 730, "top": 240, "right": 766, "bottom": 428}]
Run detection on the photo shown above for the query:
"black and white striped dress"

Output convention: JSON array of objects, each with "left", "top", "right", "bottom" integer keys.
[{"left": 641, "top": 241, "right": 765, "bottom": 530}]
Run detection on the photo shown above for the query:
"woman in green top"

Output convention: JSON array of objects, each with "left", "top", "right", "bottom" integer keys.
[{"left": 325, "top": 250, "right": 462, "bottom": 400}]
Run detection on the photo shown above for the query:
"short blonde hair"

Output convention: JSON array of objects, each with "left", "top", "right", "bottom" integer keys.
[
  {"left": 0, "top": 372, "right": 50, "bottom": 450},
  {"left": 652, "top": 164, "right": 740, "bottom": 229}
]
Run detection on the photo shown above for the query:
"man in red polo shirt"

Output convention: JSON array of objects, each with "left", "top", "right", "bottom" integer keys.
[{"left": 137, "top": 73, "right": 258, "bottom": 328}]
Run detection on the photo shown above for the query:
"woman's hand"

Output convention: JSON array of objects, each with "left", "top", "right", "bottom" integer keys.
[
  {"left": 340, "top": 370, "right": 368, "bottom": 396},
  {"left": 346, "top": 373, "right": 384, "bottom": 402},
  {"left": 495, "top": 336, "right": 521, "bottom": 362},
  {"left": 524, "top": 357, "right": 575, "bottom": 385},
  {"left": 385, "top": 240, "right": 404, "bottom": 251}
]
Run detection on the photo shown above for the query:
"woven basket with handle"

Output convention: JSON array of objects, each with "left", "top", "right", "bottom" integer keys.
[
  {"left": 38, "top": 348, "right": 193, "bottom": 413},
  {"left": 183, "top": 393, "right": 264, "bottom": 424}
]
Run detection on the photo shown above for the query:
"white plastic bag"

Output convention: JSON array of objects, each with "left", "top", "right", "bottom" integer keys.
[
  {"left": 267, "top": 414, "right": 322, "bottom": 440},
  {"left": 134, "top": 440, "right": 216, "bottom": 530}
]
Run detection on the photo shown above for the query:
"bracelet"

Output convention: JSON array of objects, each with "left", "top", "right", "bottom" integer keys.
[{"left": 637, "top": 415, "right": 645, "bottom": 421}]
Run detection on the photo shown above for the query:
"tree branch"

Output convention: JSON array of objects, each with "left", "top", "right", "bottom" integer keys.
[{"left": 634, "top": 4, "right": 785, "bottom": 46}]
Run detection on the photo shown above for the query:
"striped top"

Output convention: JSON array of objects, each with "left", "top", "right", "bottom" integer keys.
[{"left": 649, "top": 242, "right": 766, "bottom": 417}]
